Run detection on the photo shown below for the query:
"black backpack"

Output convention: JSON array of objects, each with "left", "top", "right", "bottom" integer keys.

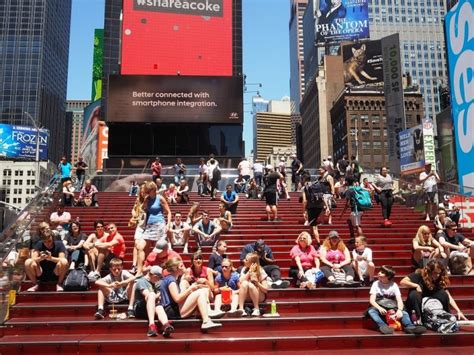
[
  {"left": 213, "top": 167, "right": 221, "bottom": 181},
  {"left": 63, "top": 267, "right": 89, "bottom": 291},
  {"left": 305, "top": 181, "right": 325, "bottom": 208}
]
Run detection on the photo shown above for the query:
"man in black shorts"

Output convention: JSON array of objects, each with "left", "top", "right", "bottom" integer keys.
[
  {"left": 263, "top": 165, "right": 282, "bottom": 221},
  {"left": 301, "top": 175, "right": 325, "bottom": 245},
  {"left": 290, "top": 154, "right": 304, "bottom": 192},
  {"left": 133, "top": 266, "right": 174, "bottom": 337}
]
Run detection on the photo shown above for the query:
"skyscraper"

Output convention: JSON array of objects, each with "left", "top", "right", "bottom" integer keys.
[
  {"left": 289, "top": 0, "right": 308, "bottom": 145},
  {"left": 0, "top": 0, "right": 72, "bottom": 162},
  {"left": 289, "top": 0, "right": 308, "bottom": 110},
  {"left": 368, "top": 0, "right": 448, "bottom": 121}
]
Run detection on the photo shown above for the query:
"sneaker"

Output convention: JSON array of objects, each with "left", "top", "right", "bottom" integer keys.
[
  {"left": 226, "top": 309, "right": 244, "bottom": 317},
  {"left": 379, "top": 325, "right": 394, "bottom": 334},
  {"left": 27, "top": 284, "right": 39, "bottom": 292},
  {"left": 273, "top": 217, "right": 282, "bottom": 222},
  {"left": 127, "top": 309, "right": 135, "bottom": 318},
  {"left": 147, "top": 323, "right": 158, "bottom": 337},
  {"left": 208, "top": 309, "right": 225, "bottom": 319},
  {"left": 88, "top": 271, "right": 100, "bottom": 281},
  {"left": 94, "top": 308, "right": 105, "bottom": 320},
  {"left": 56, "top": 284, "right": 64, "bottom": 292},
  {"left": 128, "top": 266, "right": 137, "bottom": 274},
  {"left": 162, "top": 322, "right": 175, "bottom": 337},
  {"left": 404, "top": 325, "right": 426, "bottom": 335},
  {"left": 271, "top": 280, "right": 290, "bottom": 289},
  {"left": 251, "top": 308, "right": 261, "bottom": 317},
  {"left": 201, "top": 320, "right": 222, "bottom": 331}
]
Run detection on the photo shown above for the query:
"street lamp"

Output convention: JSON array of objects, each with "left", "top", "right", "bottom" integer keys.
[{"left": 23, "top": 112, "right": 40, "bottom": 188}]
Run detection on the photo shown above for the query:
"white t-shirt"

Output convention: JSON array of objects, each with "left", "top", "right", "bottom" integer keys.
[
  {"left": 419, "top": 171, "right": 438, "bottom": 192},
  {"left": 253, "top": 163, "right": 264, "bottom": 174},
  {"left": 352, "top": 247, "right": 373, "bottom": 262},
  {"left": 169, "top": 221, "right": 190, "bottom": 245},
  {"left": 369, "top": 280, "right": 401, "bottom": 298},
  {"left": 238, "top": 160, "right": 252, "bottom": 177}
]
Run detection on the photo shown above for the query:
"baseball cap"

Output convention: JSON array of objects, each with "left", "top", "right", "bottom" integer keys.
[
  {"left": 291, "top": 154, "right": 297, "bottom": 158},
  {"left": 149, "top": 265, "right": 163, "bottom": 277},
  {"left": 266, "top": 164, "right": 274, "bottom": 170},
  {"left": 328, "top": 230, "right": 340, "bottom": 239},
  {"left": 153, "top": 239, "right": 169, "bottom": 253},
  {"left": 254, "top": 239, "right": 265, "bottom": 249},
  {"left": 328, "top": 156, "right": 332, "bottom": 160}
]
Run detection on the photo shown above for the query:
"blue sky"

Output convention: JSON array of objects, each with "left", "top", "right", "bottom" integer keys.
[{"left": 67, "top": 0, "right": 290, "bottom": 155}]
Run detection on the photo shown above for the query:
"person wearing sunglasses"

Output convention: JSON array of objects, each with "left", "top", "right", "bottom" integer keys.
[{"left": 438, "top": 221, "right": 473, "bottom": 275}]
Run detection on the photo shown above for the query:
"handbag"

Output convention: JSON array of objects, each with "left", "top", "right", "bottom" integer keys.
[{"left": 376, "top": 297, "right": 398, "bottom": 310}]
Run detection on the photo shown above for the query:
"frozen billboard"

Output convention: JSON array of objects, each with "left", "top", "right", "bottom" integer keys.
[
  {"left": 445, "top": 0, "right": 474, "bottom": 193},
  {"left": 316, "top": 0, "right": 370, "bottom": 44},
  {"left": 0, "top": 124, "right": 49, "bottom": 160}
]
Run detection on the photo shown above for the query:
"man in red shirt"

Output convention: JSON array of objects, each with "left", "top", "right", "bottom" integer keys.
[
  {"left": 143, "top": 239, "right": 181, "bottom": 274},
  {"left": 93, "top": 223, "right": 126, "bottom": 275},
  {"left": 151, "top": 157, "right": 162, "bottom": 183}
]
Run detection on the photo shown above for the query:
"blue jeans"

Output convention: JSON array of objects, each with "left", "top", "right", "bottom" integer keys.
[
  {"left": 367, "top": 307, "right": 413, "bottom": 328},
  {"left": 174, "top": 173, "right": 185, "bottom": 185}
]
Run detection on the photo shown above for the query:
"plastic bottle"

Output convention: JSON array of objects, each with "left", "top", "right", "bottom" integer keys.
[
  {"left": 270, "top": 300, "right": 277, "bottom": 315},
  {"left": 411, "top": 310, "right": 418, "bottom": 324}
]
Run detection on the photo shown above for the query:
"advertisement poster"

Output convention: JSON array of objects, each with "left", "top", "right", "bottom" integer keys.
[
  {"left": 0, "top": 124, "right": 49, "bottom": 160},
  {"left": 82, "top": 99, "right": 102, "bottom": 147},
  {"left": 316, "top": 0, "right": 370, "bottom": 44},
  {"left": 342, "top": 40, "right": 383, "bottom": 86},
  {"left": 91, "top": 29, "right": 104, "bottom": 102},
  {"left": 422, "top": 118, "right": 436, "bottom": 169},
  {"left": 121, "top": 0, "right": 233, "bottom": 76},
  {"left": 107, "top": 75, "right": 243, "bottom": 123},
  {"left": 399, "top": 125, "right": 425, "bottom": 175},
  {"left": 445, "top": 0, "right": 474, "bottom": 193}
]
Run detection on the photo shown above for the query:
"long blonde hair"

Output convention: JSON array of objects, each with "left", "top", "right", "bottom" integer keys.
[
  {"left": 244, "top": 252, "right": 262, "bottom": 281},
  {"left": 129, "top": 182, "right": 147, "bottom": 227},
  {"left": 414, "top": 225, "right": 433, "bottom": 246}
]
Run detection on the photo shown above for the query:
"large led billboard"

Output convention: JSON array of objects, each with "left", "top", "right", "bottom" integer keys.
[
  {"left": 121, "top": 0, "right": 233, "bottom": 76},
  {"left": 0, "top": 124, "right": 49, "bottom": 160},
  {"left": 445, "top": 0, "right": 474, "bottom": 193},
  {"left": 342, "top": 40, "right": 383, "bottom": 87},
  {"left": 107, "top": 75, "right": 243, "bottom": 123},
  {"left": 316, "top": 0, "right": 370, "bottom": 44}
]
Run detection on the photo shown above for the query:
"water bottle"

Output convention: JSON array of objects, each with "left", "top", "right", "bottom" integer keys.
[
  {"left": 411, "top": 310, "right": 418, "bottom": 324},
  {"left": 271, "top": 300, "right": 277, "bottom": 315}
]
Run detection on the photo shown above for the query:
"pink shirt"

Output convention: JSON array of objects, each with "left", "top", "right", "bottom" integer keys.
[
  {"left": 325, "top": 249, "right": 346, "bottom": 263},
  {"left": 290, "top": 245, "right": 318, "bottom": 268}
]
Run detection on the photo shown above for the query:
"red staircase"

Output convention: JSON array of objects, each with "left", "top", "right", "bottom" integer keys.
[{"left": 2, "top": 191, "right": 474, "bottom": 354}]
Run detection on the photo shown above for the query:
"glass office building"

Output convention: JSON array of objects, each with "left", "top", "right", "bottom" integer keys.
[
  {"left": 0, "top": 0, "right": 72, "bottom": 162},
  {"left": 368, "top": 0, "right": 448, "bottom": 121}
]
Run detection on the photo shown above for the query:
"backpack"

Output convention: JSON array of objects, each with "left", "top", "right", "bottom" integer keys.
[
  {"left": 306, "top": 181, "right": 325, "bottom": 208},
  {"left": 212, "top": 167, "right": 221, "bottom": 181},
  {"left": 63, "top": 267, "right": 89, "bottom": 291},
  {"left": 421, "top": 297, "right": 459, "bottom": 333},
  {"left": 349, "top": 186, "right": 373, "bottom": 211}
]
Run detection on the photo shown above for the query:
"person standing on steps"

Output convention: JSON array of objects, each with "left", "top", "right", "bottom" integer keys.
[
  {"left": 374, "top": 167, "right": 394, "bottom": 227},
  {"left": 73, "top": 156, "right": 88, "bottom": 189},
  {"left": 252, "top": 160, "right": 264, "bottom": 187},
  {"left": 207, "top": 158, "right": 220, "bottom": 201},
  {"left": 150, "top": 157, "right": 162, "bottom": 183},
  {"left": 301, "top": 173, "right": 325, "bottom": 245},
  {"left": 419, "top": 163, "right": 440, "bottom": 221},
  {"left": 263, "top": 165, "right": 282, "bottom": 222},
  {"left": 340, "top": 176, "right": 364, "bottom": 238},
  {"left": 58, "top": 156, "right": 73, "bottom": 184},
  {"left": 290, "top": 154, "right": 304, "bottom": 192}
]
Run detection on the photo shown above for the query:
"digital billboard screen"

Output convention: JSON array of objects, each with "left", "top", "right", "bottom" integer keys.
[
  {"left": 445, "top": 0, "right": 474, "bottom": 193},
  {"left": 316, "top": 0, "right": 370, "bottom": 44},
  {"left": 0, "top": 123, "right": 49, "bottom": 160},
  {"left": 107, "top": 75, "right": 243, "bottom": 124},
  {"left": 121, "top": 0, "right": 233, "bottom": 76},
  {"left": 342, "top": 40, "right": 383, "bottom": 87}
]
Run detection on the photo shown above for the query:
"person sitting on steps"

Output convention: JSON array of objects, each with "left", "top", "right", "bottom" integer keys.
[{"left": 367, "top": 265, "right": 427, "bottom": 335}]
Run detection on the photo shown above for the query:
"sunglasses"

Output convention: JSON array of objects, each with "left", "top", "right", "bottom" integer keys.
[
  {"left": 222, "top": 265, "right": 230, "bottom": 269},
  {"left": 96, "top": 225, "right": 104, "bottom": 229}
]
